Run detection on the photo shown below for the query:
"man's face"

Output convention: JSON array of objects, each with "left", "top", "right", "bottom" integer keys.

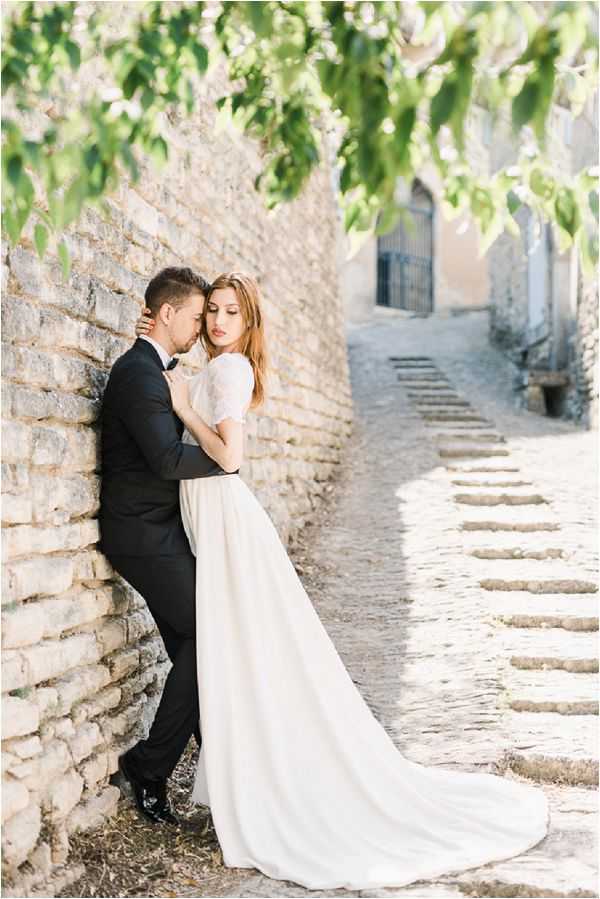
[{"left": 167, "top": 291, "right": 204, "bottom": 354}]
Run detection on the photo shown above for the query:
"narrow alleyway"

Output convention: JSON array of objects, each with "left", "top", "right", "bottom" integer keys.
[
  {"left": 59, "top": 310, "right": 598, "bottom": 899},
  {"left": 186, "top": 309, "right": 598, "bottom": 899}
]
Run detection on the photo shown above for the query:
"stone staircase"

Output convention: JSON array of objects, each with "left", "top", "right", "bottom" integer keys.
[{"left": 391, "top": 355, "right": 599, "bottom": 898}]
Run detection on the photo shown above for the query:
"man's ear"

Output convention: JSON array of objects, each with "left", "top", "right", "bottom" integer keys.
[{"left": 157, "top": 303, "right": 174, "bottom": 327}]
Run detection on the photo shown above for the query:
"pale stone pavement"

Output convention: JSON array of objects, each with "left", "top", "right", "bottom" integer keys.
[{"left": 173, "top": 309, "right": 599, "bottom": 899}]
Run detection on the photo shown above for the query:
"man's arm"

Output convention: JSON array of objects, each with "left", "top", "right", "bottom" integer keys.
[{"left": 119, "top": 369, "right": 229, "bottom": 480}]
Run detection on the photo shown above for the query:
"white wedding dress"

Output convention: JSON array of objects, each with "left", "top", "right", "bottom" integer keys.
[{"left": 179, "top": 351, "right": 550, "bottom": 891}]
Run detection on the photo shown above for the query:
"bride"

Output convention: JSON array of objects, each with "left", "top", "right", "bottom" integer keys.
[{"left": 136, "top": 271, "right": 550, "bottom": 891}]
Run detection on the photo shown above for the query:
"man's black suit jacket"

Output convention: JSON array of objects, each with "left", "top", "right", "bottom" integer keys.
[{"left": 99, "top": 338, "right": 229, "bottom": 556}]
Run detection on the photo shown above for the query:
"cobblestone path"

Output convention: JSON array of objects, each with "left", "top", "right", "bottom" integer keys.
[{"left": 177, "top": 310, "right": 598, "bottom": 899}]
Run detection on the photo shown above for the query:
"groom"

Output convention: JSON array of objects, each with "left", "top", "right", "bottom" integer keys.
[{"left": 100, "top": 266, "right": 233, "bottom": 825}]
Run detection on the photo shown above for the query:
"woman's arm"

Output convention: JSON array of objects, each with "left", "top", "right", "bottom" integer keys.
[{"left": 163, "top": 370, "right": 244, "bottom": 474}]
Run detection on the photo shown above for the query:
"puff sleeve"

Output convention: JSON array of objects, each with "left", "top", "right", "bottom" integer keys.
[{"left": 207, "top": 353, "right": 255, "bottom": 427}]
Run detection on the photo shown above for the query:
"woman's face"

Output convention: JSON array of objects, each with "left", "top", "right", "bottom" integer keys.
[{"left": 206, "top": 286, "right": 246, "bottom": 352}]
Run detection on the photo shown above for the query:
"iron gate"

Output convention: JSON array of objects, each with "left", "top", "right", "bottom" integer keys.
[{"left": 376, "top": 190, "right": 434, "bottom": 314}]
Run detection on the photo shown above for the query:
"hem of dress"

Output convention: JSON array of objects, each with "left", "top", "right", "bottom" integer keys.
[{"left": 220, "top": 811, "right": 550, "bottom": 892}]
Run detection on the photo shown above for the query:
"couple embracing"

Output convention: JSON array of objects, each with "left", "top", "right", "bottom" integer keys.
[{"left": 99, "top": 266, "right": 549, "bottom": 891}]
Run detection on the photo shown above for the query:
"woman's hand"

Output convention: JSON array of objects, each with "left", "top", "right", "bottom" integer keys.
[
  {"left": 163, "top": 369, "right": 191, "bottom": 417},
  {"left": 135, "top": 306, "right": 155, "bottom": 337}
]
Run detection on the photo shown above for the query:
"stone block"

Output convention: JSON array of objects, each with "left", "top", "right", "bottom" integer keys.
[
  {"left": 127, "top": 608, "right": 156, "bottom": 643},
  {"left": 33, "top": 686, "right": 59, "bottom": 721},
  {"left": 73, "top": 685, "right": 121, "bottom": 725},
  {"left": 78, "top": 749, "right": 109, "bottom": 791},
  {"left": 1, "top": 419, "right": 32, "bottom": 463},
  {"left": 66, "top": 784, "right": 120, "bottom": 835},
  {"left": 46, "top": 769, "right": 84, "bottom": 820},
  {"left": 1, "top": 601, "right": 46, "bottom": 647},
  {"left": 4, "top": 735, "right": 43, "bottom": 760},
  {"left": 29, "top": 738, "right": 71, "bottom": 786},
  {"left": 10, "top": 384, "right": 98, "bottom": 425},
  {"left": 105, "top": 646, "right": 139, "bottom": 680},
  {"left": 526, "top": 384, "right": 547, "bottom": 414},
  {"left": 0, "top": 295, "right": 41, "bottom": 342},
  {"left": 1, "top": 778, "right": 30, "bottom": 823},
  {"left": 2, "top": 520, "right": 99, "bottom": 561},
  {"left": 1, "top": 800, "right": 41, "bottom": 869},
  {"left": 1, "top": 695, "right": 40, "bottom": 739},
  {"left": 68, "top": 721, "right": 102, "bottom": 763},
  {"left": 1, "top": 493, "right": 33, "bottom": 524},
  {"left": 31, "top": 472, "right": 99, "bottom": 524},
  {"left": 1, "top": 651, "right": 29, "bottom": 691},
  {"left": 95, "top": 618, "right": 128, "bottom": 656},
  {"left": 52, "top": 663, "right": 111, "bottom": 715},
  {"left": 2, "top": 556, "right": 74, "bottom": 602},
  {"left": 24, "top": 632, "right": 100, "bottom": 687}
]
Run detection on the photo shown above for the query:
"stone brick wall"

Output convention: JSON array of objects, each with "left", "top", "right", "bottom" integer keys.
[
  {"left": 1, "top": 52, "right": 353, "bottom": 894},
  {"left": 485, "top": 96, "right": 598, "bottom": 425}
]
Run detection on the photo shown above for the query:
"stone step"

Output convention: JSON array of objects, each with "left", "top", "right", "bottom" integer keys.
[
  {"left": 399, "top": 381, "right": 454, "bottom": 391},
  {"left": 480, "top": 569, "right": 598, "bottom": 592},
  {"left": 433, "top": 432, "right": 505, "bottom": 443},
  {"left": 445, "top": 461, "right": 521, "bottom": 472},
  {"left": 487, "top": 591, "right": 598, "bottom": 631},
  {"left": 426, "top": 421, "right": 497, "bottom": 430},
  {"left": 397, "top": 373, "right": 451, "bottom": 382},
  {"left": 408, "top": 396, "right": 470, "bottom": 405},
  {"left": 460, "top": 505, "right": 559, "bottom": 532},
  {"left": 502, "top": 711, "right": 598, "bottom": 785},
  {"left": 394, "top": 366, "right": 441, "bottom": 374},
  {"left": 388, "top": 355, "right": 433, "bottom": 363},
  {"left": 452, "top": 784, "right": 598, "bottom": 898},
  {"left": 439, "top": 445, "right": 511, "bottom": 458},
  {"left": 453, "top": 484, "right": 546, "bottom": 505},
  {"left": 502, "top": 668, "right": 599, "bottom": 715},
  {"left": 464, "top": 530, "right": 566, "bottom": 560},
  {"left": 451, "top": 476, "right": 534, "bottom": 487},
  {"left": 421, "top": 409, "right": 487, "bottom": 422},
  {"left": 498, "top": 626, "right": 599, "bottom": 673}
]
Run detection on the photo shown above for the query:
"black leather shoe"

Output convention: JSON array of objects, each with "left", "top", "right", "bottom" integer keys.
[{"left": 117, "top": 751, "right": 179, "bottom": 826}]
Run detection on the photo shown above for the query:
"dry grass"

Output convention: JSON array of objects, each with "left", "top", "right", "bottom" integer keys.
[{"left": 57, "top": 742, "right": 229, "bottom": 898}]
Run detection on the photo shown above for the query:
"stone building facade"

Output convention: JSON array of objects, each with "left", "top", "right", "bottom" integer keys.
[
  {"left": 0, "top": 52, "right": 353, "bottom": 895},
  {"left": 485, "top": 92, "right": 598, "bottom": 428},
  {"left": 340, "top": 105, "right": 492, "bottom": 323}
]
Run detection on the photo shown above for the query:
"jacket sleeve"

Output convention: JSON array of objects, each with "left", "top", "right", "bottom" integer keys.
[{"left": 119, "top": 368, "right": 232, "bottom": 480}]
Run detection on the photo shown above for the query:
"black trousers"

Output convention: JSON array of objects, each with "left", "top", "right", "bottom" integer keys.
[{"left": 108, "top": 552, "right": 202, "bottom": 782}]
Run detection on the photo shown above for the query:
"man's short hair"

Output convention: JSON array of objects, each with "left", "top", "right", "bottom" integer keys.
[{"left": 144, "top": 267, "right": 210, "bottom": 316}]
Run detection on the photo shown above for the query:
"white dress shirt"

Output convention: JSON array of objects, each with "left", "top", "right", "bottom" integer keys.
[{"left": 139, "top": 335, "right": 173, "bottom": 370}]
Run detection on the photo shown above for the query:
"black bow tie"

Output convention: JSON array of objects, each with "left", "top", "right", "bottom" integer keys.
[{"left": 166, "top": 358, "right": 179, "bottom": 371}]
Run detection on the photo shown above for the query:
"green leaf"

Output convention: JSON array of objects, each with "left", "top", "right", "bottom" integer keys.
[
  {"left": 34, "top": 223, "right": 48, "bottom": 258},
  {"left": 58, "top": 240, "right": 71, "bottom": 279},
  {"left": 64, "top": 39, "right": 81, "bottom": 70},
  {"left": 529, "top": 168, "right": 555, "bottom": 201},
  {"left": 554, "top": 186, "right": 581, "bottom": 238},
  {"left": 588, "top": 190, "right": 599, "bottom": 222},
  {"left": 7, "top": 155, "right": 23, "bottom": 186},
  {"left": 507, "top": 189, "right": 522, "bottom": 215},
  {"left": 512, "top": 76, "right": 539, "bottom": 131},
  {"left": 2, "top": 208, "right": 20, "bottom": 243},
  {"left": 430, "top": 78, "right": 458, "bottom": 135},
  {"left": 150, "top": 135, "right": 168, "bottom": 164},
  {"left": 191, "top": 42, "right": 209, "bottom": 73}
]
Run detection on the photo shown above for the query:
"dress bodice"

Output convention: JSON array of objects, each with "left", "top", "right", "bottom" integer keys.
[{"left": 182, "top": 352, "right": 254, "bottom": 446}]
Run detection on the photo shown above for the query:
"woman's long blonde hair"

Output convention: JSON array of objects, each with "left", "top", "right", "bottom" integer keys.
[{"left": 200, "top": 272, "right": 268, "bottom": 411}]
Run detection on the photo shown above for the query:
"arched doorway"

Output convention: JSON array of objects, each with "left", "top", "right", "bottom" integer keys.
[{"left": 376, "top": 179, "right": 434, "bottom": 313}]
